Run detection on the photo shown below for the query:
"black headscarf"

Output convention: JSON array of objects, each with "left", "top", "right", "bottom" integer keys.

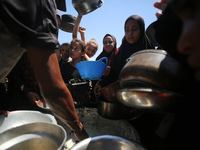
[
  {"left": 96, "top": 34, "right": 118, "bottom": 66},
  {"left": 112, "top": 15, "right": 155, "bottom": 77}
]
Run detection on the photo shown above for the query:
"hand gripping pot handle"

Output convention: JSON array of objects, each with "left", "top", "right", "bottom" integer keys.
[{"left": 98, "top": 57, "right": 108, "bottom": 66}]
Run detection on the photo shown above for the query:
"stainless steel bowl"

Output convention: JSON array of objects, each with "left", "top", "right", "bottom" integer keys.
[
  {"left": 0, "top": 110, "right": 57, "bottom": 133},
  {"left": 72, "top": 0, "right": 104, "bottom": 15},
  {"left": 116, "top": 88, "right": 185, "bottom": 112},
  {"left": 0, "top": 122, "right": 66, "bottom": 150},
  {"left": 71, "top": 135, "right": 146, "bottom": 150}
]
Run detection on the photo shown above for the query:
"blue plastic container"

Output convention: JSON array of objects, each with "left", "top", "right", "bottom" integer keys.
[{"left": 76, "top": 57, "right": 108, "bottom": 80}]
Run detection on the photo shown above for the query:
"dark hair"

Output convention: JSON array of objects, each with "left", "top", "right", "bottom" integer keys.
[
  {"left": 70, "top": 38, "right": 86, "bottom": 52},
  {"left": 59, "top": 43, "right": 70, "bottom": 52},
  {"left": 61, "top": 43, "right": 70, "bottom": 47}
]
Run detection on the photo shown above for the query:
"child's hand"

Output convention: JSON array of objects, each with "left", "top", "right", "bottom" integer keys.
[{"left": 79, "top": 26, "right": 86, "bottom": 34}]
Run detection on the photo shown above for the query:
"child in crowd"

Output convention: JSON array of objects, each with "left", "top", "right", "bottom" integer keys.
[
  {"left": 61, "top": 38, "right": 90, "bottom": 107},
  {"left": 73, "top": 15, "right": 99, "bottom": 60}
]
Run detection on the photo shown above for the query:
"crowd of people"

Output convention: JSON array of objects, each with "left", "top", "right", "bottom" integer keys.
[{"left": 0, "top": 0, "right": 200, "bottom": 149}]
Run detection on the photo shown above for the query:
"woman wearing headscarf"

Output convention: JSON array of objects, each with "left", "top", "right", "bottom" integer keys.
[
  {"left": 96, "top": 34, "right": 118, "bottom": 66},
  {"left": 112, "top": 15, "right": 155, "bottom": 80},
  {"left": 93, "top": 34, "right": 119, "bottom": 96},
  {"left": 94, "top": 15, "right": 154, "bottom": 94}
]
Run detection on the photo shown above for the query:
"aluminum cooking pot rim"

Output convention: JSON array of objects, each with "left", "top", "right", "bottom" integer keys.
[
  {"left": 129, "top": 49, "right": 170, "bottom": 58},
  {"left": 71, "top": 135, "right": 146, "bottom": 150},
  {"left": 0, "top": 122, "right": 67, "bottom": 150}
]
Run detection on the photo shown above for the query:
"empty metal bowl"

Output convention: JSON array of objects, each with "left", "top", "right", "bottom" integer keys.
[
  {"left": 0, "top": 122, "right": 66, "bottom": 150},
  {"left": 0, "top": 110, "right": 57, "bottom": 133},
  {"left": 60, "top": 14, "right": 77, "bottom": 33},
  {"left": 116, "top": 88, "right": 185, "bottom": 112},
  {"left": 71, "top": 135, "right": 146, "bottom": 150},
  {"left": 72, "top": 0, "right": 104, "bottom": 15}
]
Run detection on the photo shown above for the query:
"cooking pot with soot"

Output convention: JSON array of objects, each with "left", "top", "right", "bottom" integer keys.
[
  {"left": 117, "top": 49, "right": 187, "bottom": 112},
  {"left": 119, "top": 49, "right": 188, "bottom": 93}
]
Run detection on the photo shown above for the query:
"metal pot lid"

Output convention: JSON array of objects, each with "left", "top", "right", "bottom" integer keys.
[{"left": 60, "top": 14, "right": 77, "bottom": 33}]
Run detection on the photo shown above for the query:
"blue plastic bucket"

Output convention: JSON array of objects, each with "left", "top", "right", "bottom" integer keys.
[{"left": 76, "top": 57, "right": 108, "bottom": 80}]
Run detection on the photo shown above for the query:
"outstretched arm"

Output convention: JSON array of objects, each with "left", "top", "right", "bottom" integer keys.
[
  {"left": 73, "top": 15, "right": 86, "bottom": 44},
  {"left": 79, "top": 26, "right": 86, "bottom": 44},
  {"left": 27, "top": 46, "right": 89, "bottom": 140},
  {"left": 73, "top": 15, "right": 82, "bottom": 39}
]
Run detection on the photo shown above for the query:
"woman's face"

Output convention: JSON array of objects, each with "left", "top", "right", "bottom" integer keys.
[
  {"left": 70, "top": 42, "right": 84, "bottom": 60},
  {"left": 103, "top": 36, "right": 115, "bottom": 53},
  {"left": 125, "top": 19, "right": 140, "bottom": 44},
  {"left": 86, "top": 43, "right": 97, "bottom": 58},
  {"left": 176, "top": 2, "right": 200, "bottom": 81}
]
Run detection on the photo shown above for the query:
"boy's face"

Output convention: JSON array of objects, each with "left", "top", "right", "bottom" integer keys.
[{"left": 70, "top": 42, "right": 84, "bottom": 59}]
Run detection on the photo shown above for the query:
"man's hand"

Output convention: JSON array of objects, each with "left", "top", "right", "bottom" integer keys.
[
  {"left": 103, "top": 66, "right": 111, "bottom": 76},
  {"left": 26, "top": 92, "right": 40, "bottom": 104},
  {"left": 0, "top": 110, "right": 9, "bottom": 115},
  {"left": 74, "top": 124, "right": 89, "bottom": 141},
  {"left": 93, "top": 83, "right": 102, "bottom": 95}
]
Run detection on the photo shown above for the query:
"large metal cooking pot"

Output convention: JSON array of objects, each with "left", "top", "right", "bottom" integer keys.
[
  {"left": 0, "top": 110, "right": 57, "bottom": 133},
  {"left": 72, "top": 0, "right": 104, "bottom": 15},
  {"left": 119, "top": 49, "right": 187, "bottom": 93},
  {"left": 0, "top": 122, "right": 66, "bottom": 150},
  {"left": 71, "top": 135, "right": 146, "bottom": 150}
]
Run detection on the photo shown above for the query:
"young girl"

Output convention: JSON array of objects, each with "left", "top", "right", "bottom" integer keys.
[
  {"left": 62, "top": 38, "right": 85, "bottom": 84},
  {"left": 113, "top": 15, "right": 154, "bottom": 77},
  {"left": 61, "top": 38, "right": 89, "bottom": 107}
]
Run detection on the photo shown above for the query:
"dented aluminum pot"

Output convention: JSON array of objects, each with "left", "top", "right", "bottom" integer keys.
[{"left": 119, "top": 49, "right": 187, "bottom": 93}]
